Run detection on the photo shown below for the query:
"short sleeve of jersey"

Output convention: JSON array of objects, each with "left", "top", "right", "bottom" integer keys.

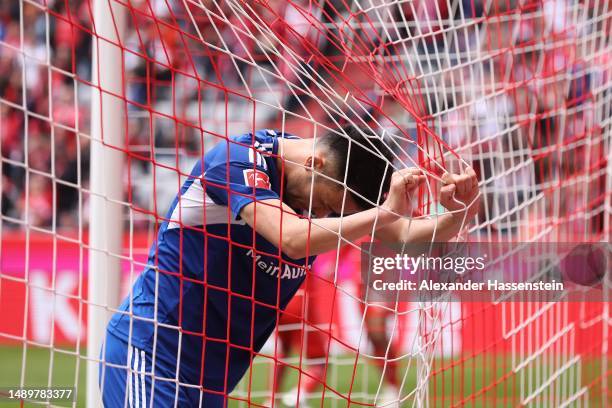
[{"left": 203, "top": 138, "right": 279, "bottom": 220}]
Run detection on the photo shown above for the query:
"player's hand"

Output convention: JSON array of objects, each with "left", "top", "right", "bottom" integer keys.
[
  {"left": 440, "top": 167, "right": 480, "bottom": 220},
  {"left": 381, "top": 168, "right": 426, "bottom": 219}
]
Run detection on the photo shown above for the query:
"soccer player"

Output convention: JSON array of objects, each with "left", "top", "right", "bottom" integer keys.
[{"left": 99, "top": 126, "right": 479, "bottom": 407}]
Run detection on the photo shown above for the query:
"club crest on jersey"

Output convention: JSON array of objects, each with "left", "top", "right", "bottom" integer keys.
[{"left": 243, "top": 169, "right": 270, "bottom": 189}]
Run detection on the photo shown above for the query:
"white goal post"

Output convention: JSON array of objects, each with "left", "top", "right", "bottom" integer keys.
[{"left": 87, "top": 1, "right": 126, "bottom": 406}]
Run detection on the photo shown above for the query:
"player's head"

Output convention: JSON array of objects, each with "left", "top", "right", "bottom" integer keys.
[{"left": 285, "top": 125, "right": 394, "bottom": 218}]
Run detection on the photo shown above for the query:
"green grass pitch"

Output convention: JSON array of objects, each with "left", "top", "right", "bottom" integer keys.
[{"left": 0, "top": 346, "right": 607, "bottom": 407}]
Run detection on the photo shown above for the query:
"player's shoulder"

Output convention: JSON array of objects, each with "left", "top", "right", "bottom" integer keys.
[
  {"left": 236, "top": 129, "right": 301, "bottom": 147},
  {"left": 206, "top": 129, "right": 300, "bottom": 166}
]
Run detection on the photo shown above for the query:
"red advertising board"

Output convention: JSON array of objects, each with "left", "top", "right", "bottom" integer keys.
[{"left": 0, "top": 233, "right": 608, "bottom": 358}]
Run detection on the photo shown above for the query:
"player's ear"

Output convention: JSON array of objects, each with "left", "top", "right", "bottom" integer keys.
[{"left": 304, "top": 155, "right": 325, "bottom": 171}]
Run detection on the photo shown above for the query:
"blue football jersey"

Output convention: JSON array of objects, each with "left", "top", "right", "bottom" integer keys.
[{"left": 107, "top": 129, "right": 316, "bottom": 394}]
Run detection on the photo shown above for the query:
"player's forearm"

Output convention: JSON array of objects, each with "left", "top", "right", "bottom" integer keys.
[
  {"left": 283, "top": 207, "right": 397, "bottom": 258},
  {"left": 240, "top": 200, "right": 399, "bottom": 259},
  {"left": 374, "top": 213, "right": 467, "bottom": 243}
]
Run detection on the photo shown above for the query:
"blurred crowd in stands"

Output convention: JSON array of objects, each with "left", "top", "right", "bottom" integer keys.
[
  {"left": 0, "top": 1, "right": 92, "bottom": 229},
  {"left": 0, "top": 0, "right": 609, "bottom": 237}
]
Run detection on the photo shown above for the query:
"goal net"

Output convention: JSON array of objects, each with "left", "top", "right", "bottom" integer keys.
[{"left": 0, "top": 0, "right": 610, "bottom": 407}]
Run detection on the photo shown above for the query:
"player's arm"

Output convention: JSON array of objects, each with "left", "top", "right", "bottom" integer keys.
[
  {"left": 239, "top": 169, "right": 422, "bottom": 259},
  {"left": 373, "top": 168, "right": 480, "bottom": 243}
]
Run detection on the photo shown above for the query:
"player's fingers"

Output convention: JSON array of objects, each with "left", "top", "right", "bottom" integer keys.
[
  {"left": 407, "top": 167, "right": 424, "bottom": 177},
  {"left": 448, "top": 173, "right": 466, "bottom": 195},
  {"left": 393, "top": 169, "right": 424, "bottom": 191},
  {"left": 403, "top": 174, "right": 420, "bottom": 190},
  {"left": 458, "top": 173, "right": 472, "bottom": 195},
  {"left": 441, "top": 172, "right": 456, "bottom": 186},
  {"left": 396, "top": 167, "right": 423, "bottom": 178},
  {"left": 466, "top": 166, "right": 478, "bottom": 188},
  {"left": 390, "top": 172, "right": 405, "bottom": 192},
  {"left": 440, "top": 184, "right": 456, "bottom": 205}
]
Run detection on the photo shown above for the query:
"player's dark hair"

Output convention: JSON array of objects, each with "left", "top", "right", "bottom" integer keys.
[{"left": 322, "top": 125, "right": 394, "bottom": 210}]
